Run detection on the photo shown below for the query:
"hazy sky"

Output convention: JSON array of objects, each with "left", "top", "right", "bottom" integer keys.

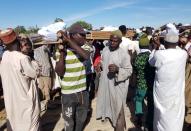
[{"left": 0, "top": 0, "right": 190, "bottom": 29}]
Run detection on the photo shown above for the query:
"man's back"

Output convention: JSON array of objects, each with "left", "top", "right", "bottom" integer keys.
[
  {"left": 0, "top": 50, "right": 40, "bottom": 131},
  {"left": 152, "top": 49, "right": 187, "bottom": 101},
  {"left": 155, "top": 49, "right": 187, "bottom": 83},
  {"left": 1, "top": 51, "right": 29, "bottom": 91}
]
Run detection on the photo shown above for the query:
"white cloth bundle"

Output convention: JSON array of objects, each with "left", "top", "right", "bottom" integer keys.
[
  {"left": 38, "top": 22, "right": 66, "bottom": 41},
  {"left": 101, "top": 26, "right": 118, "bottom": 31}
]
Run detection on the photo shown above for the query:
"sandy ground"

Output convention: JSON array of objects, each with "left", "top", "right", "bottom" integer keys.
[
  {"left": 0, "top": 96, "right": 139, "bottom": 131},
  {"left": 40, "top": 97, "right": 138, "bottom": 131}
]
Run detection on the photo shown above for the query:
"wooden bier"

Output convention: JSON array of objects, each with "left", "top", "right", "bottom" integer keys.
[
  {"left": 33, "top": 41, "right": 60, "bottom": 45},
  {"left": 32, "top": 30, "right": 136, "bottom": 45},
  {"left": 86, "top": 30, "right": 135, "bottom": 40},
  {"left": 28, "top": 34, "right": 60, "bottom": 46}
]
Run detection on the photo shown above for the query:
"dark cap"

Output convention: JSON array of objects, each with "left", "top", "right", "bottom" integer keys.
[{"left": 68, "top": 24, "right": 86, "bottom": 34}]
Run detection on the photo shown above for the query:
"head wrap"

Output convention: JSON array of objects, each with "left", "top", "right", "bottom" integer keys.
[
  {"left": 164, "top": 30, "right": 179, "bottom": 43},
  {"left": 139, "top": 33, "right": 150, "bottom": 47},
  {"left": 0, "top": 28, "right": 17, "bottom": 45},
  {"left": 111, "top": 30, "right": 122, "bottom": 39}
]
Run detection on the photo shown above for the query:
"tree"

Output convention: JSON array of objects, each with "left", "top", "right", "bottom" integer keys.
[
  {"left": 27, "top": 26, "right": 39, "bottom": 34},
  {"left": 71, "top": 20, "right": 92, "bottom": 30},
  {"left": 54, "top": 18, "right": 64, "bottom": 23},
  {"left": 14, "top": 26, "right": 27, "bottom": 34}
]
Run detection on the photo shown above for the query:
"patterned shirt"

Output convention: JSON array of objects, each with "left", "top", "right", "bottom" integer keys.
[
  {"left": 34, "top": 45, "right": 51, "bottom": 77},
  {"left": 133, "top": 51, "right": 155, "bottom": 90}
]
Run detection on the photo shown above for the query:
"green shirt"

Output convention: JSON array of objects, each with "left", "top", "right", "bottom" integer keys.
[{"left": 134, "top": 51, "right": 155, "bottom": 90}]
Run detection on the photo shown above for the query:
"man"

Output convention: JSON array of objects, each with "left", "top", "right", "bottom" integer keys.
[
  {"left": 0, "top": 29, "right": 40, "bottom": 131},
  {"left": 133, "top": 33, "right": 155, "bottom": 130},
  {"left": 0, "top": 38, "right": 4, "bottom": 95},
  {"left": 34, "top": 44, "right": 52, "bottom": 110},
  {"left": 119, "top": 25, "right": 140, "bottom": 58},
  {"left": 18, "top": 34, "right": 34, "bottom": 59},
  {"left": 149, "top": 27, "right": 188, "bottom": 131},
  {"left": 184, "top": 35, "right": 191, "bottom": 131},
  {"left": 96, "top": 30, "right": 132, "bottom": 131},
  {"left": 55, "top": 24, "right": 90, "bottom": 131},
  {"left": 0, "top": 39, "right": 4, "bottom": 61}
]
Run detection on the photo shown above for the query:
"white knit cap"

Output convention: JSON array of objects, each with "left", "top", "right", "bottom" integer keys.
[
  {"left": 164, "top": 23, "right": 179, "bottom": 43},
  {"left": 164, "top": 30, "right": 179, "bottom": 43}
]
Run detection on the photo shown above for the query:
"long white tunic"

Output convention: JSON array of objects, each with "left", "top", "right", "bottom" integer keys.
[
  {"left": 0, "top": 51, "right": 40, "bottom": 131},
  {"left": 149, "top": 49, "right": 188, "bottom": 131},
  {"left": 96, "top": 47, "right": 132, "bottom": 126}
]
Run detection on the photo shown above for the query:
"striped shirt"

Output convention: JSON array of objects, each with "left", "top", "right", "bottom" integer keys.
[{"left": 57, "top": 47, "right": 88, "bottom": 94}]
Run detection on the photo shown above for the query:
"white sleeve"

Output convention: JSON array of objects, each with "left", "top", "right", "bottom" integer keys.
[
  {"left": 115, "top": 52, "right": 132, "bottom": 82},
  {"left": 20, "top": 57, "right": 39, "bottom": 78},
  {"left": 149, "top": 50, "right": 163, "bottom": 68}
]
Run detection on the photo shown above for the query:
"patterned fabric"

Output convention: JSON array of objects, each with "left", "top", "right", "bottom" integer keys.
[
  {"left": 133, "top": 51, "right": 155, "bottom": 90},
  {"left": 34, "top": 45, "right": 51, "bottom": 77}
]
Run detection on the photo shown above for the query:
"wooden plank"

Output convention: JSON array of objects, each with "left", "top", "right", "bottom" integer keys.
[
  {"left": 33, "top": 41, "right": 60, "bottom": 45},
  {"left": 86, "top": 30, "right": 135, "bottom": 40}
]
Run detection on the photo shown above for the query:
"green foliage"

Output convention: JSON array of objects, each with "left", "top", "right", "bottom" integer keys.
[
  {"left": 27, "top": 26, "right": 39, "bottom": 34},
  {"left": 54, "top": 18, "right": 64, "bottom": 23},
  {"left": 14, "top": 26, "right": 27, "bottom": 34},
  {"left": 71, "top": 20, "right": 92, "bottom": 30},
  {"left": 14, "top": 25, "right": 39, "bottom": 34}
]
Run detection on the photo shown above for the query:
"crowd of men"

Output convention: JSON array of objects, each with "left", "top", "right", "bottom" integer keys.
[{"left": 0, "top": 23, "right": 191, "bottom": 131}]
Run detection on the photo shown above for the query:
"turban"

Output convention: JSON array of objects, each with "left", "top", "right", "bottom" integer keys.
[{"left": 164, "top": 30, "right": 179, "bottom": 43}]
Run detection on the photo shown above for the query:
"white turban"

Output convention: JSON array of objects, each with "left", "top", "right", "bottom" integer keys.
[{"left": 164, "top": 23, "right": 179, "bottom": 43}]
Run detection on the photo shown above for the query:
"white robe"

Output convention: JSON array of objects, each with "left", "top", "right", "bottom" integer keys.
[
  {"left": 96, "top": 47, "right": 132, "bottom": 126},
  {"left": 149, "top": 49, "right": 188, "bottom": 131},
  {"left": 0, "top": 51, "right": 40, "bottom": 131}
]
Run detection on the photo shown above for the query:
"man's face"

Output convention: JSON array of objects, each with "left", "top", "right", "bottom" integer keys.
[
  {"left": 179, "top": 36, "right": 188, "bottom": 45},
  {"left": 72, "top": 33, "right": 86, "bottom": 46},
  {"left": 20, "top": 39, "right": 32, "bottom": 55},
  {"left": 109, "top": 35, "right": 121, "bottom": 51}
]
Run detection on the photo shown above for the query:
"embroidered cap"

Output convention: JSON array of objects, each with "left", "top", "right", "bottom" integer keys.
[{"left": 0, "top": 28, "right": 17, "bottom": 45}]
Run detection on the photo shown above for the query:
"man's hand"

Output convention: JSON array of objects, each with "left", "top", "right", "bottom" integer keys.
[{"left": 108, "top": 64, "right": 119, "bottom": 73}]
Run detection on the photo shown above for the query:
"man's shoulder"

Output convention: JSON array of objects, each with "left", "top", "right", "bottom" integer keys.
[
  {"left": 122, "top": 37, "right": 131, "bottom": 42},
  {"left": 2, "top": 51, "right": 28, "bottom": 63},
  {"left": 117, "top": 47, "right": 130, "bottom": 58}
]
